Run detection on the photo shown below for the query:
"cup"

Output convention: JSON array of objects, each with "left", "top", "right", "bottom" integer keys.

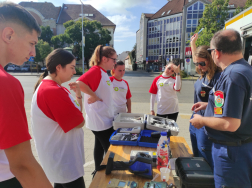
[{"left": 160, "top": 167, "right": 170, "bottom": 182}]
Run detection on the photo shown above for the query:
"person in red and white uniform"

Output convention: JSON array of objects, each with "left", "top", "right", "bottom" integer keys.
[
  {"left": 77, "top": 45, "right": 117, "bottom": 177},
  {"left": 149, "top": 62, "right": 181, "bottom": 121},
  {"left": 110, "top": 61, "right": 132, "bottom": 115},
  {"left": 0, "top": 3, "right": 52, "bottom": 188},
  {"left": 31, "top": 49, "right": 86, "bottom": 188}
]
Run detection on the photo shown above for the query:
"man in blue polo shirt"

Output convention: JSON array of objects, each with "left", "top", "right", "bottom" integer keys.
[{"left": 190, "top": 29, "right": 252, "bottom": 188}]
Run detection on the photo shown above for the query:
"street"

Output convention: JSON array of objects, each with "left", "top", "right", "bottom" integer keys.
[{"left": 14, "top": 71, "right": 195, "bottom": 187}]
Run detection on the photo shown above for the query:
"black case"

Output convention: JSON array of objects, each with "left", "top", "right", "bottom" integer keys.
[{"left": 175, "top": 157, "right": 214, "bottom": 188}]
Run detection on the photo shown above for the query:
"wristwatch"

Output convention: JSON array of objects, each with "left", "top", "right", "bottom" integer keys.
[{"left": 176, "top": 72, "right": 180, "bottom": 75}]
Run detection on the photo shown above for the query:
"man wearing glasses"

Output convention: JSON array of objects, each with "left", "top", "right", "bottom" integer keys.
[{"left": 190, "top": 29, "right": 252, "bottom": 187}]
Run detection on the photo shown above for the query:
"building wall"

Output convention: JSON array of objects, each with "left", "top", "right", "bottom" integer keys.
[
  {"left": 136, "top": 30, "right": 141, "bottom": 62},
  {"left": 146, "top": 13, "right": 183, "bottom": 62}
]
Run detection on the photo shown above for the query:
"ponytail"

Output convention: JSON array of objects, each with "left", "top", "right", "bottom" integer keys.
[
  {"left": 89, "top": 45, "right": 116, "bottom": 67},
  {"left": 34, "top": 69, "right": 48, "bottom": 92}
]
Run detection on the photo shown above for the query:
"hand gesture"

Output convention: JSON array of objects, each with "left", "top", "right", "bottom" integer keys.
[
  {"left": 69, "top": 82, "right": 81, "bottom": 96},
  {"left": 172, "top": 64, "right": 180, "bottom": 74},
  {"left": 190, "top": 33, "right": 198, "bottom": 45},
  {"left": 151, "top": 110, "right": 155, "bottom": 115},
  {"left": 88, "top": 95, "right": 103, "bottom": 104},
  {"left": 189, "top": 114, "right": 204, "bottom": 129},
  {"left": 191, "top": 102, "right": 208, "bottom": 113}
]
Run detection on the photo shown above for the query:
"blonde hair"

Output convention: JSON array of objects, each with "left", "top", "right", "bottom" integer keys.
[
  {"left": 195, "top": 45, "right": 221, "bottom": 80},
  {"left": 89, "top": 45, "right": 116, "bottom": 67}
]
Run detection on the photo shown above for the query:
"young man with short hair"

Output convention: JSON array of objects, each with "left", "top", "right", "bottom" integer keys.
[{"left": 0, "top": 2, "right": 52, "bottom": 188}]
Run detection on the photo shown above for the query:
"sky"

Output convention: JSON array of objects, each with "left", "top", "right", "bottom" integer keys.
[{"left": 2, "top": 0, "right": 169, "bottom": 55}]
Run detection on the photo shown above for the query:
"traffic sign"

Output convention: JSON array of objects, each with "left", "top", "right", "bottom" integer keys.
[
  {"left": 146, "top": 57, "right": 148, "bottom": 61},
  {"left": 186, "top": 58, "right": 190, "bottom": 64},
  {"left": 166, "top": 57, "right": 169, "bottom": 61},
  {"left": 29, "top": 57, "right": 34, "bottom": 62}
]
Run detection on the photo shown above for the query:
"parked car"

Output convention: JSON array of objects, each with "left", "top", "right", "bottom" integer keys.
[
  {"left": 7, "top": 65, "right": 15, "bottom": 71},
  {"left": 21, "top": 65, "right": 30, "bottom": 72},
  {"left": 40, "top": 66, "right": 46, "bottom": 71},
  {"left": 30, "top": 64, "right": 41, "bottom": 72},
  {"left": 14, "top": 66, "right": 21, "bottom": 71}
]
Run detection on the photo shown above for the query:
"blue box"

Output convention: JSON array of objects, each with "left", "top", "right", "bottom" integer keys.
[
  {"left": 109, "top": 129, "right": 140, "bottom": 146},
  {"left": 138, "top": 130, "right": 158, "bottom": 148}
]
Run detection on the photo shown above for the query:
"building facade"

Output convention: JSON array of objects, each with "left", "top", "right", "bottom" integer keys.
[
  {"left": 19, "top": 2, "right": 116, "bottom": 47},
  {"left": 136, "top": 0, "right": 245, "bottom": 70}
]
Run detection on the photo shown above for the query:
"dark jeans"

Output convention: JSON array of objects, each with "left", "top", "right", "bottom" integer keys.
[
  {"left": 0, "top": 177, "right": 22, "bottom": 188},
  {"left": 91, "top": 127, "right": 115, "bottom": 170},
  {"left": 157, "top": 112, "right": 179, "bottom": 122},
  {"left": 54, "top": 177, "right": 85, "bottom": 188}
]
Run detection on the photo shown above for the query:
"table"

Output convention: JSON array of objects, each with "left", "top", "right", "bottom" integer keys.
[{"left": 90, "top": 136, "right": 193, "bottom": 188}]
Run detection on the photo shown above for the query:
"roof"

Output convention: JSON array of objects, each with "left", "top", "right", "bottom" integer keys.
[
  {"left": 150, "top": 0, "right": 188, "bottom": 20},
  {"left": 57, "top": 4, "right": 115, "bottom": 26},
  {"left": 144, "top": 13, "right": 154, "bottom": 18},
  {"left": 19, "top": 2, "right": 61, "bottom": 19},
  {"left": 150, "top": 0, "right": 246, "bottom": 20}
]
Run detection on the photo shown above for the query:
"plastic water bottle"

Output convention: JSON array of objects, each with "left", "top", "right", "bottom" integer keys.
[{"left": 157, "top": 131, "right": 169, "bottom": 171}]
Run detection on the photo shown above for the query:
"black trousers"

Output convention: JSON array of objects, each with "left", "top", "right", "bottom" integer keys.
[
  {"left": 54, "top": 177, "right": 85, "bottom": 188},
  {"left": 91, "top": 127, "right": 114, "bottom": 170},
  {"left": 0, "top": 177, "right": 22, "bottom": 188},
  {"left": 157, "top": 112, "right": 179, "bottom": 122}
]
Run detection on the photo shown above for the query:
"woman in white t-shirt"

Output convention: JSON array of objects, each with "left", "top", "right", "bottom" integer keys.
[
  {"left": 110, "top": 61, "right": 132, "bottom": 116},
  {"left": 31, "top": 49, "right": 86, "bottom": 188},
  {"left": 77, "top": 45, "right": 117, "bottom": 177},
  {"left": 149, "top": 62, "right": 181, "bottom": 121}
]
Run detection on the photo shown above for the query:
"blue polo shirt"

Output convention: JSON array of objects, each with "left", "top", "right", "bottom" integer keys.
[
  {"left": 194, "top": 71, "right": 221, "bottom": 116},
  {"left": 205, "top": 58, "right": 252, "bottom": 142}
]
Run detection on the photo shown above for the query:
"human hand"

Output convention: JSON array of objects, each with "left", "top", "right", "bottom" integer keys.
[
  {"left": 151, "top": 110, "right": 155, "bottom": 115},
  {"left": 191, "top": 102, "right": 208, "bottom": 112},
  {"left": 69, "top": 82, "right": 81, "bottom": 96},
  {"left": 189, "top": 114, "right": 204, "bottom": 129},
  {"left": 88, "top": 95, "right": 103, "bottom": 104},
  {"left": 173, "top": 64, "right": 180, "bottom": 74},
  {"left": 190, "top": 33, "right": 198, "bottom": 44}
]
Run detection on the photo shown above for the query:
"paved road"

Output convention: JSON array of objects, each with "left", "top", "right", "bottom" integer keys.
[{"left": 13, "top": 71, "right": 195, "bottom": 187}]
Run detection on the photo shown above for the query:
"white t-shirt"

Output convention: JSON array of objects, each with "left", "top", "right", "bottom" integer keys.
[
  {"left": 31, "top": 80, "right": 85, "bottom": 183},
  {"left": 110, "top": 76, "right": 132, "bottom": 115},
  {"left": 248, "top": 55, "right": 252, "bottom": 66},
  {"left": 0, "top": 150, "right": 14, "bottom": 182},
  {"left": 77, "top": 66, "right": 114, "bottom": 131},
  {"left": 149, "top": 74, "right": 181, "bottom": 115}
]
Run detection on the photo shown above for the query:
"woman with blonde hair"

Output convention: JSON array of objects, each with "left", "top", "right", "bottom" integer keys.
[
  {"left": 77, "top": 45, "right": 117, "bottom": 176},
  {"left": 189, "top": 33, "right": 221, "bottom": 169}
]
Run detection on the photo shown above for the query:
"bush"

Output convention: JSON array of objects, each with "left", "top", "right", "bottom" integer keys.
[
  {"left": 75, "top": 67, "right": 83, "bottom": 75},
  {"left": 180, "top": 70, "right": 188, "bottom": 78}
]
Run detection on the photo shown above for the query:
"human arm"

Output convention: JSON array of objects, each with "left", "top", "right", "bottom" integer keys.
[
  {"left": 191, "top": 102, "right": 208, "bottom": 112},
  {"left": 150, "top": 94, "right": 156, "bottom": 115},
  {"left": 189, "top": 114, "right": 241, "bottom": 132},
  {"left": 4, "top": 141, "right": 52, "bottom": 188},
  {"left": 190, "top": 33, "right": 198, "bottom": 62},
  {"left": 126, "top": 98, "right": 131, "bottom": 113},
  {"left": 77, "top": 81, "right": 102, "bottom": 104},
  {"left": 69, "top": 82, "right": 82, "bottom": 112}
]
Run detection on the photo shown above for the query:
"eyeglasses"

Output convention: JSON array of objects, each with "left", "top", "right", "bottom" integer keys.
[
  {"left": 207, "top": 48, "right": 221, "bottom": 54},
  {"left": 193, "top": 61, "right": 206, "bottom": 66},
  {"left": 107, "top": 57, "right": 117, "bottom": 63}
]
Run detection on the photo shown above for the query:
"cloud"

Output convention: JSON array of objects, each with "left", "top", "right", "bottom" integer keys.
[
  {"left": 107, "top": 15, "right": 136, "bottom": 26},
  {"left": 114, "top": 39, "right": 125, "bottom": 42},
  {"left": 68, "top": 0, "right": 152, "bottom": 15}
]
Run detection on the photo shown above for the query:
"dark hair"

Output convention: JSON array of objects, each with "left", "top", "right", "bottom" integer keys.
[
  {"left": 0, "top": 2, "right": 41, "bottom": 35},
  {"left": 195, "top": 45, "right": 221, "bottom": 80},
  {"left": 111, "top": 61, "right": 125, "bottom": 76},
  {"left": 34, "top": 49, "right": 75, "bottom": 92},
  {"left": 211, "top": 29, "right": 242, "bottom": 54},
  {"left": 89, "top": 45, "right": 116, "bottom": 67}
]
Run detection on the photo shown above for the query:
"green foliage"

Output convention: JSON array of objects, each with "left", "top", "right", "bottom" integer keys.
[
  {"left": 34, "top": 40, "right": 53, "bottom": 65},
  {"left": 39, "top": 26, "right": 53, "bottom": 45},
  {"left": 244, "top": 0, "right": 252, "bottom": 9},
  {"left": 180, "top": 70, "right": 188, "bottom": 78},
  {"left": 192, "top": 0, "right": 230, "bottom": 47},
  {"left": 51, "top": 34, "right": 71, "bottom": 49},
  {"left": 129, "top": 43, "right": 136, "bottom": 64},
  {"left": 75, "top": 67, "right": 83, "bottom": 75},
  {"left": 233, "top": 6, "right": 242, "bottom": 16}
]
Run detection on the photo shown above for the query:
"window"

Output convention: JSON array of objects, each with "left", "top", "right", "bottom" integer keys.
[
  {"left": 89, "top": 14, "right": 93, "bottom": 16},
  {"left": 167, "top": 10, "right": 171, "bottom": 15},
  {"left": 193, "top": 2, "right": 198, "bottom": 10},
  {"left": 162, "top": 12, "right": 165, "bottom": 16},
  {"left": 148, "top": 38, "right": 151, "bottom": 45},
  {"left": 187, "top": 14, "right": 192, "bottom": 19}
]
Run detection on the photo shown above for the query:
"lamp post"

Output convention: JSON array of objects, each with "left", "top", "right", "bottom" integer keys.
[{"left": 80, "top": 0, "right": 85, "bottom": 74}]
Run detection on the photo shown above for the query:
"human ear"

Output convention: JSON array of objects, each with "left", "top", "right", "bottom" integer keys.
[
  {"left": 1, "top": 27, "right": 15, "bottom": 44},
  {"left": 55, "top": 64, "right": 62, "bottom": 72}
]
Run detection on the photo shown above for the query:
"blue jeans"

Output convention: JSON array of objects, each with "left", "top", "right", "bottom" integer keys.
[
  {"left": 189, "top": 119, "right": 213, "bottom": 169},
  {"left": 212, "top": 142, "right": 252, "bottom": 188}
]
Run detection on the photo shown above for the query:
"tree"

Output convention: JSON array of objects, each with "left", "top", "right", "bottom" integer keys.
[
  {"left": 34, "top": 40, "right": 53, "bottom": 67},
  {"left": 39, "top": 26, "right": 53, "bottom": 45},
  {"left": 233, "top": 0, "right": 252, "bottom": 16},
  {"left": 193, "top": 0, "right": 229, "bottom": 47},
  {"left": 51, "top": 34, "right": 71, "bottom": 49}
]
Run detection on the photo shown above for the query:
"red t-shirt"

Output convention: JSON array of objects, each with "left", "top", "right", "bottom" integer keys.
[
  {"left": 36, "top": 80, "right": 84, "bottom": 133},
  {"left": 0, "top": 65, "right": 31, "bottom": 149}
]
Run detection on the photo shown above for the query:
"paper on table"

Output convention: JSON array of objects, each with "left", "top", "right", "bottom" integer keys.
[{"left": 169, "top": 158, "right": 176, "bottom": 170}]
